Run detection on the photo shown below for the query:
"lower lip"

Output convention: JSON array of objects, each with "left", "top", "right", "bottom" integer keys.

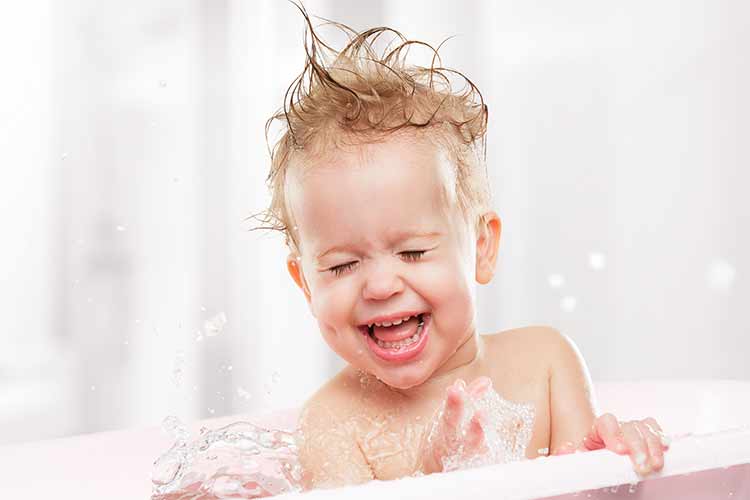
[{"left": 363, "top": 315, "right": 430, "bottom": 363}]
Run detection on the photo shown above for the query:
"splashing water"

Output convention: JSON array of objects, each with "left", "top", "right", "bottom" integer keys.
[
  {"left": 151, "top": 420, "right": 303, "bottom": 499},
  {"left": 428, "top": 385, "right": 535, "bottom": 472}
]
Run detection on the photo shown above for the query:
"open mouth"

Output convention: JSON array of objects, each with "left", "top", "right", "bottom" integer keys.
[{"left": 358, "top": 313, "right": 430, "bottom": 361}]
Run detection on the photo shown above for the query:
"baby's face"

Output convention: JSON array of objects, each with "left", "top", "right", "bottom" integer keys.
[{"left": 286, "top": 133, "right": 493, "bottom": 389}]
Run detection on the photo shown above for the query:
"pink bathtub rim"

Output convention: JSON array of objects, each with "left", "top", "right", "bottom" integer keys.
[{"left": 0, "top": 379, "right": 747, "bottom": 500}]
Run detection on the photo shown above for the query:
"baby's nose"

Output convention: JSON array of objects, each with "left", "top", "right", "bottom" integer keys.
[{"left": 362, "top": 267, "right": 404, "bottom": 301}]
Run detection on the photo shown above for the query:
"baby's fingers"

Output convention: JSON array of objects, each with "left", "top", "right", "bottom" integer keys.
[
  {"left": 464, "top": 410, "right": 487, "bottom": 455},
  {"left": 467, "top": 376, "right": 492, "bottom": 398},
  {"left": 441, "top": 381, "right": 465, "bottom": 443},
  {"left": 643, "top": 417, "right": 671, "bottom": 449},
  {"left": 593, "top": 413, "right": 627, "bottom": 454},
  {"left": 623, "top": 421, "right": 653, "bottom": 475}
]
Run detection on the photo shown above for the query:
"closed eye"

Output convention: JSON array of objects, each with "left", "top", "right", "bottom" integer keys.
[
  {"left": 401, "top": 250, "right": 426, "bottom": 261},
  {"left": 328, "top": 250, "right": 427, "bottom": 277},
  {"left": 329, "top": 261, "right": 357, "bottom": 277}
]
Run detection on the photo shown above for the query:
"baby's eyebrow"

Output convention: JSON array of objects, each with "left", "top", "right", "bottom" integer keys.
[{"left": 315, "top": 231, "right": 442, "bottom": 261}]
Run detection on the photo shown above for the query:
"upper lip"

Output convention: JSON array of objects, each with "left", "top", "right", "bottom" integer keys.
[{"left": 359, "top": 311, "right": 426, "bottom": 328}]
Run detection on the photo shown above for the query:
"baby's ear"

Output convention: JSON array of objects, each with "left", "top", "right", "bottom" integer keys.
[
  {"left": 287, "top": 253, "right": 313, "bottom": 305},
  {"left": 475, "top": 211, "right": 502, "bottom": 285}
]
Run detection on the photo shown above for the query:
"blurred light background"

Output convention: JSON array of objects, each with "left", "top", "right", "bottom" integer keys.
[{"left": 0, "top": 0, "right": 747, "bottom": 445}]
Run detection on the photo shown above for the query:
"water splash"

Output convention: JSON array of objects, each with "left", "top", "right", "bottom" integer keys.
[{"left": 151, "top": 421, "right": 303, "bottom": 499}]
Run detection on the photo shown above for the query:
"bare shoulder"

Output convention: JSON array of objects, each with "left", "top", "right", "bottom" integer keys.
[
  {"left": 483, "top": 325, "right": 573, "bottom": 374},
  {"left": 300, "top": 366, "right": 361, "bottom": 419},
  {"left": 297, "top": 367, "right": 374, "bottom": 490}
]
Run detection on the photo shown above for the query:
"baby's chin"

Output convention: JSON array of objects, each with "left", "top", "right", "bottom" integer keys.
[{"left": 368, "top": 364, "right": 435, "bottom": 391}]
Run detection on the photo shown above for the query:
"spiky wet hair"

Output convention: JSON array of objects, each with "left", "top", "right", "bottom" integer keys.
[{"left": 249, "top": 1, "right": 491, "bottom": 255}]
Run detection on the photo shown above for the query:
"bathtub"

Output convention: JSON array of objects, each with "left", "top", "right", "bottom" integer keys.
[{"left": 0, "top": 380, "right": 747, "bottom": 499}]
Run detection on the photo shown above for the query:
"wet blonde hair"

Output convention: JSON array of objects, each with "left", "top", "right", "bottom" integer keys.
[{"left": 249, "top": 2, "right": 491, "bottom": 255}]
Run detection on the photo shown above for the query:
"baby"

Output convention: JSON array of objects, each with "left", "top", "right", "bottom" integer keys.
[{"left": 252, "top": 4, "right": 670, "bottom": 491}]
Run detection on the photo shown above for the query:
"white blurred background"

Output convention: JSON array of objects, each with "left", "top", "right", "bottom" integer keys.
[{"left": 0, "top": 0, "right": 747, "bottom": 445}]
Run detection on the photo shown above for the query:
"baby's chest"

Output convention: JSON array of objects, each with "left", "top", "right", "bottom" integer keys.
[{"left": 352, "top": 409, "right": 428, "bottom": 480}]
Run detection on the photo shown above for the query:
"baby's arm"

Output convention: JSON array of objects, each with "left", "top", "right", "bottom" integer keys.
[
  {"left": 297, "top": 381, "right": 375, "bottom": 490},
  {"left": 546, "top": 328, "right": 598, "bottom": 453},
  {"left": 546, "top": 328, "right": 668, "bottom": 475}
]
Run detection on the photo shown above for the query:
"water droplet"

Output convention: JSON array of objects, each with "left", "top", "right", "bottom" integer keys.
[
  {"left": 237, "top": 386, "right": 252, "bottom": 400},
  {"left": 135, "top": 318, "right": 141, "bottom": 325},
  {"left": 706, "top": 259, "right": 736, "bottom": 292},
  {"left": 207, "top": 407, "right": 215, "bottom": 415},
  {"left": 116, "top": 225, "right": 126, "bottom": 232},
  {"left": 548, "top": 274, "right": 565, "bottom": 288},
  {"left": 61, "top": 153, "right": 68, "bottom": 160},
  {"left": 560, "top": 296, "right": 577, "bottom": 312},
  {"left": 227, "top": 365, "right": 233, "bottom": 371},
  {"left": 588, "top": 252, "right": 606, "bottom": 270},
  {"left": 90, "top": 385, "right": 96, "bottom": 391},
  {"left": 203, "top": 312, "right": 227, "bottom": 337},
  {"left": 628, "top": 482, "right": 638, "bottom": 493},
  {"left": 171, "top": 350, "right": 186, "bottom": 388},
  {"left": 200, "top": 305, "right": 207, "bottom": 312},
  {"left": 159, "top": 80, "right": 167, "bottom": 88}
]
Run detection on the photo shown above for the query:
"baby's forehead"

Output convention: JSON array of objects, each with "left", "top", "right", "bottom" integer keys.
[
  {"left": 288, "top": 133, "right": 456, "bottom": 196},
  {"left": 285, "top": 135, "right": 461, "bottom": 246}
]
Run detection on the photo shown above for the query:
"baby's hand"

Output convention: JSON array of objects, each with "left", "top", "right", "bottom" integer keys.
[
  {"left": 419, "top": 377, "right": 493, "bottom": 474},
  {"left": 577, "top": 413, "right": 671, "bottom": 476}
]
